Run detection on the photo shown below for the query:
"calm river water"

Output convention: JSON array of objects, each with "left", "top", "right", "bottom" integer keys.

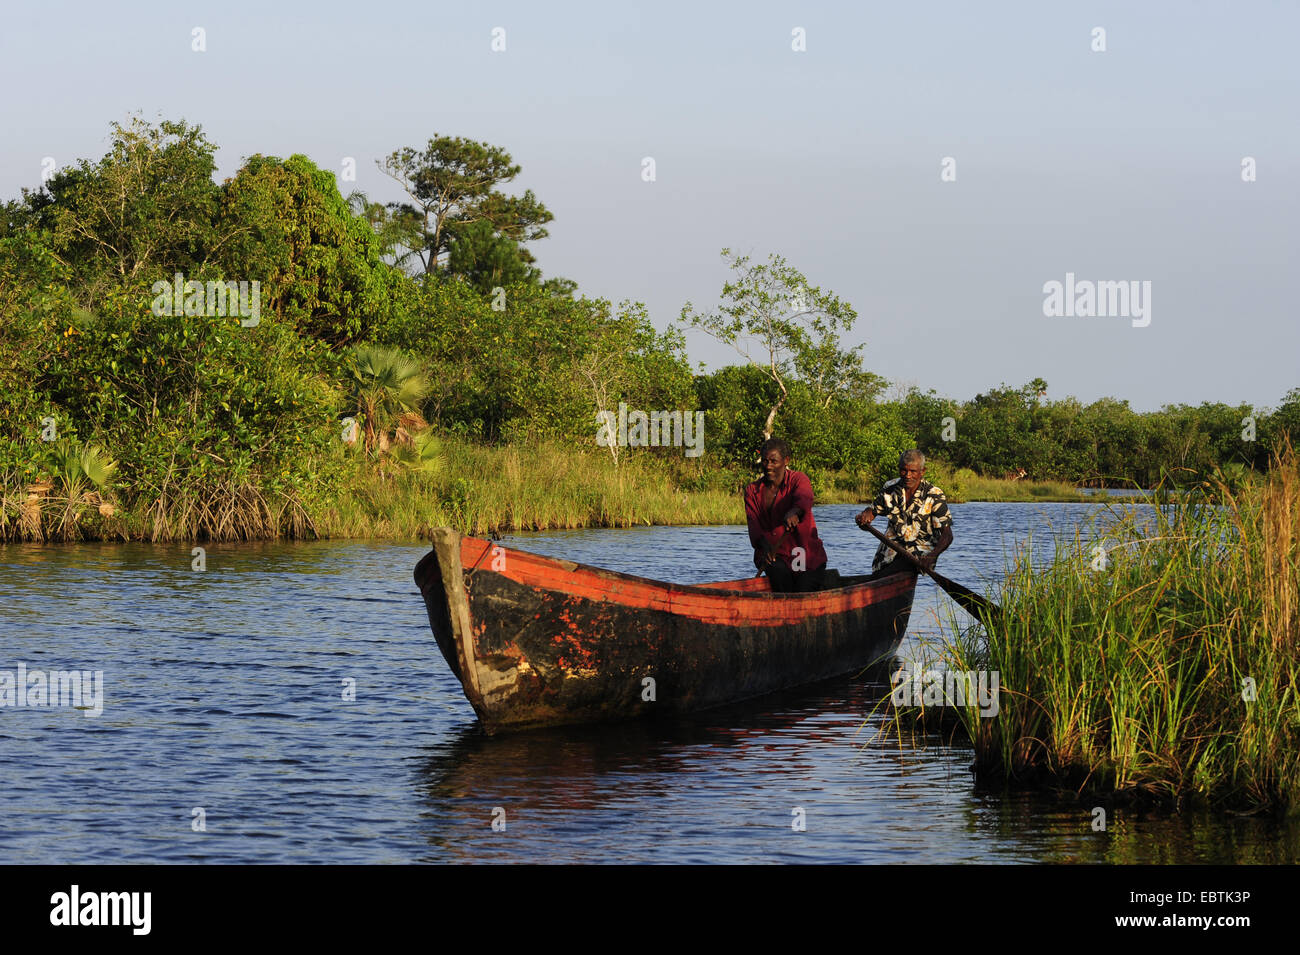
[{"left": 2, "top": 501, "right": 1296, "bottom": 864}]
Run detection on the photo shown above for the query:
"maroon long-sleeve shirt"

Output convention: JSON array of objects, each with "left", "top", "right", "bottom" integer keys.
[{"left": 743, "top": 469, "right": 828, "bottom": 572}]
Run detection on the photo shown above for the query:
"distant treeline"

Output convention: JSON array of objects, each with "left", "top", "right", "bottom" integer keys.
[
  {"left": 1, "top": 118, "right": 1296, "bottom": 539},
  {"left": 894, "top": 382, "right": 1298, "bottom": 488}
]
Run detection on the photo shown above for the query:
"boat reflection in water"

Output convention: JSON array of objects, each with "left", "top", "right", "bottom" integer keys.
[
  {"left": 413, "top": 668, "right": 920, "bottom": 863},
  {"left": 413, "top": 672, "right": 1300, "bottom": 864}
]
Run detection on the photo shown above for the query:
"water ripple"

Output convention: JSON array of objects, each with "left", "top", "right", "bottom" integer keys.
[{"left": 1, "top": 506, "right": 1295, "bottom": 863}]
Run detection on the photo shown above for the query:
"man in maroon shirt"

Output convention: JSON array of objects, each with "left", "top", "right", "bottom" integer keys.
[{"left": 744, "top": 438, "right": 829, "bottom": 592}]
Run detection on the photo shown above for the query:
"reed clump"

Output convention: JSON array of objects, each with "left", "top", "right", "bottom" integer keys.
[{"left": 943, "top": 446, "right": 1300, "bottom": 813}]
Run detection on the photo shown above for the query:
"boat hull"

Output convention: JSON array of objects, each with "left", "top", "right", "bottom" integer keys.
[{"left": 414, "top": 528, "right": 915, "bottom": 733}]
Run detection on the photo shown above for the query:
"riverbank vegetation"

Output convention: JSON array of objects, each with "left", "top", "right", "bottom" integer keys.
[
  {"left": 910, "top": 447, "right": 1300, "bottom": 815},
  {"left": 2, "top": 116, "right": 1297, "bottom": 541},
  {"left": 0, "top": 435, "right": 750, "bottom": 542}
]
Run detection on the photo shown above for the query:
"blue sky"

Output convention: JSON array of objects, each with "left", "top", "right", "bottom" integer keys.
[{"left": 3, "top": 0, "right": 1296, "bottom": 410}]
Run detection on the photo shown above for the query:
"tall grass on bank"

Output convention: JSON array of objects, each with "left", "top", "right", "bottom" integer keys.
[
  {"left": 955, "top": 475, "right": 1098, "bottom": 503},
  {"left": 810, "top": 461, "right": 1098, "bottom": 505},
  {"left": 0, "top": 475, "right": 317, "bottom": 543},
  {"left": 1, "top": 437, "right": 747, "bottom": 542},
  {"left": 936, "top": 449, "right": 1300, "bottom": 813},
  {"left": 318, "top": 441, "right": 744, "bottom": 538},
  {"left": 0, "top": 433, "right": 1164, "bottom": 543}
]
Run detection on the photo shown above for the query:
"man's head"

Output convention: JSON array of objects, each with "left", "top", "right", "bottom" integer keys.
[
  {"left": 898, "top": 449, "right": 925, "bottom": 493},
  {"left": 759, "top": 437, "right": 792, "bottom": 484}
]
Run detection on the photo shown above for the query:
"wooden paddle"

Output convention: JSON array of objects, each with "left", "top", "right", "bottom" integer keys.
[{"left": 861, "top": 521, "right": 1001, "bottom": 623}]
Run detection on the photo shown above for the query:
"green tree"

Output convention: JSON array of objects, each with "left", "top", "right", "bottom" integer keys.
[
  {"left": 372, "top": 280, "right": 584, "bottom": 441},
  {"left": 573, "top": 303, "right": 693, "bottom": 464},
  {"left": 375, "top": 281, "right": 687, "bottom": 444},
  {"left": 693, "top": 365, "right": 780, "bottom": 467},
  {"left": 39, "top": 284, "right": 344, "bottom": 539},
  {"left": 446, "top": 218, "right": 539, "bottom": 293},
  {"left": 1262, "top": 389, "right": 1300, "bottom": 461},
  {"left": 346, "top": 190, "right": 424, "bottom": 273},
  {"left": 1086, "top": 397, "right": 1147, "bottom": 485},
  {"left": 681, "top": 249, "right": 860, "bottom": 438},
  {"left": 896, "top": 387, "right": 961, "bottom": 454},
  {"left": 1039, "top": 396, "right": 1096, "bottom": 480},
  {"left": 42, "top": 116, "right": 221, "bottom": 304},
  {"left": 217, "top": 154, "right": 409, "bottom": 345},
  {"left": 379, "top": 136, "right": 554, "bottom": 276},
  {"left": 0, "top": 231, "right": 76, "bottom": 480},
  {"left": 348, "top": 345, "right": 431, "bottom": 455},
  {"left": 950, "top": 384, "right": 1046, "bottom": 477}
]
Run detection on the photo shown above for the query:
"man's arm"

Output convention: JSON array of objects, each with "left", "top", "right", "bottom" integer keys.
[
  {"left": 784, "top": 471, "right": 816, "bottom": 532},
  {"left": 917, "top": 524, "right": 953, "bottom": 571},
  {"left": 856, "top": 486, "right": 889, "bottom": 529},
  {"left": 917, "top": 490, "right": 954, "bottom": 570}
]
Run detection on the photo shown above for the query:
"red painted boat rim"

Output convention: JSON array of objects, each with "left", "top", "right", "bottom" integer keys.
[{"left": 454, "top": 534, "right": 915, "bottom": 627}]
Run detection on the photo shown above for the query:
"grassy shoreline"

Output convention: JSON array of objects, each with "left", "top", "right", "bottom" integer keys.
[
  {"left": 2, "top": 440, "right": 744, "bottom": 542},
  {"left": 3, "top": 438, "right": 1144, "bottom": 543},
  {"left": 893, "top": 449, "right": 1300, "bottom": 815}
]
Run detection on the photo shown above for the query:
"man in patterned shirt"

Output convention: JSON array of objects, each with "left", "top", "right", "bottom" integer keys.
[{"left": 854, "top": 449, "right": 953, "bottom": 577}]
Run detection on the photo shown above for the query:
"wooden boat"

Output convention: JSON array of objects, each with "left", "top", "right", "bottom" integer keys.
[{"left": 414, "top": 528, "right": 917, "bottom": 734}]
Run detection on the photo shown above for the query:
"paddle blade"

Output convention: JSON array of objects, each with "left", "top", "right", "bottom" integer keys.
[{"left": 931, "top": 570, "right": 1001, "bottom": 623}]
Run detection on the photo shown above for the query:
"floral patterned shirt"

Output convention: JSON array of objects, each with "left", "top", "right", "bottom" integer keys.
[{"left": 867, "top": 478, "right": 953, "bottom": 572}]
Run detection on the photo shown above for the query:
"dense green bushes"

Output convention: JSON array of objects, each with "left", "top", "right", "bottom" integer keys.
[
  {"left": 896, "top": 381, "right": 1288, "bottom": 487},
  {"left": 1, "top": 116, "right": 1297, "bottom": 540}
]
